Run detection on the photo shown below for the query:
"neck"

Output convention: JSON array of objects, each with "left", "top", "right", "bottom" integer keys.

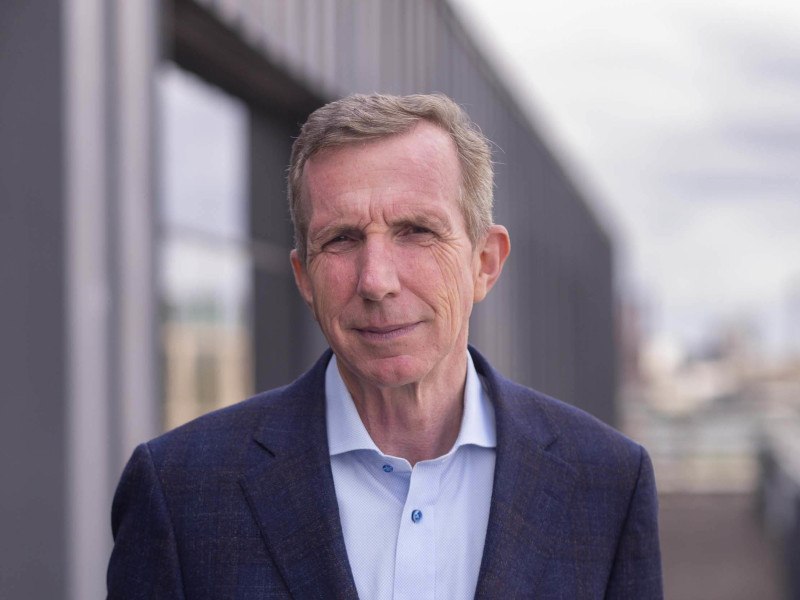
[{"left": 338, "top": 353, "right": 468, "bottom": 466}]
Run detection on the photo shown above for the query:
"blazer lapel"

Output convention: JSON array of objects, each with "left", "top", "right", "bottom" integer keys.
[
  {"left": 237, "top": 347, "right": 577, "bottom": 598},
  {"left": 471, "top": 349, "right": 578, "bottom": 599},
  {"left": 239, "top": 352, "right": 358, "bottom": 600}
]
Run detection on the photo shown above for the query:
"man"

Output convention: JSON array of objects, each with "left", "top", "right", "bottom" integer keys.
[{"left": 108, "top": 93, "right": 662, "bottom": 599}]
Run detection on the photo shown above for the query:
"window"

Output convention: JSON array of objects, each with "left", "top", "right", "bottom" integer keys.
[{"left": 157, "top": 63, "right": 253, "bottom": 429}]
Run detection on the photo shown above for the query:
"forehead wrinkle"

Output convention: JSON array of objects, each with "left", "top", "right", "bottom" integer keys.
[
  {"left": 306, "top": 127, "right": 458, "bottom": 199},
  {"left": 303, "top": 122, "right": 463, "bottom": 239}
]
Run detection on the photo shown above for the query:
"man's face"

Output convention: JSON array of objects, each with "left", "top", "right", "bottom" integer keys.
[{"left": 291, "top": 122, "right": 498, "bottom": 389}]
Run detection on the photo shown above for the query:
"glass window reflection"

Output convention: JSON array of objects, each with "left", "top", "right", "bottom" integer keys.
[
  {"left": 157, "top": 63, "right": 253, "bottom": 430},
  {"left": 159, "top": 63, "right": 249, "bottom": 240}
]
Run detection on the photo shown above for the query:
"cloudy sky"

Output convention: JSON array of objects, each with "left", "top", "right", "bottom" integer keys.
[{"left": 451, "top": 0, "right": 800, "bottom": 357}]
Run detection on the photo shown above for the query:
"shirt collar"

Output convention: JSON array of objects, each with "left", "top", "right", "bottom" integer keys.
[{"left": 325, "top": 351, "right": 496, "bottom": 458}]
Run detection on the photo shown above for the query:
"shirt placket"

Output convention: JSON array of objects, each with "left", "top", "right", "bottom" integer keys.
[{"left": 393, "top": 460, "right": 441, "bottom": 600}]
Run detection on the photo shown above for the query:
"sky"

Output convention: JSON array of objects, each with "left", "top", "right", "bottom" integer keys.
[{"left": 450, "top": 0, "right": 800, "bottom": 358}]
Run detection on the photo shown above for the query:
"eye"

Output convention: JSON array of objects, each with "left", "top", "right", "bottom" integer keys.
[
  {"left": 323, "top": 234, "right": 358, "bottom": 251},
  {"left": 400, "top": 224, "right": 435, "bottom": 238}
]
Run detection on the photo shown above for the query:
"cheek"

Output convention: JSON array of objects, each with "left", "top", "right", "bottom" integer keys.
[
  {"left": 409, "top": 246, "right": 474, "bottom": 322},
  {"left": 308, "top": 260, "right": 356, "bottom": 323}
]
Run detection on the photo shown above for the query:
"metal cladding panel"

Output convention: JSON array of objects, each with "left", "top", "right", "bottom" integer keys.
[
  {"left": 0, "top": 1, "right": 68, "bottom": 596},
  {"left": 182, "top": 0, "right": 617, "bottom": 423}
]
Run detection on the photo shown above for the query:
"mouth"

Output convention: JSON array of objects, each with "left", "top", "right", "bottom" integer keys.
[{"left": 354, "top": 322, "right": 420, "bottom": 341}]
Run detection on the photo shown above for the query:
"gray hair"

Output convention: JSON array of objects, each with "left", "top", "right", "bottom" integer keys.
[{"left": 288, "top": 93, "right": 494, "bottom": 261}]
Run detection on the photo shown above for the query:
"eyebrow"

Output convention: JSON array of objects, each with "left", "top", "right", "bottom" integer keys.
[
  {"left": 309, "top": 223, "right": 363, "bottom": 246},
  {"left": 393, "top": 212, "right": 451, "bottom": 232},
  {"left": 308, "top": 210, "right": 453, "bottom": 246}
]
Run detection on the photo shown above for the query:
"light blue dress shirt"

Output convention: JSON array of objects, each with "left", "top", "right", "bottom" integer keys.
[{"left": 325, "top": 353, "right": 496, "bottom": 600}]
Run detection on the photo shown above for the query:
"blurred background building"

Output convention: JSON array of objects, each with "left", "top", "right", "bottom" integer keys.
[{"left": 2, "top": 1, "right": 616, "bottom": 598}]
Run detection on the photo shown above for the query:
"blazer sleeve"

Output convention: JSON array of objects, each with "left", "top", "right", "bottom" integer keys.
[
  {"left": 605, "top": 445, "right": 663, "bottom": 599},
  {"left": 107, "top": 443, "right": 186, "bottom": 600}
]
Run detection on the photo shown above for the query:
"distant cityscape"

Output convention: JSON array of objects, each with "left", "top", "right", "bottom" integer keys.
[{"left": 620, "top": 292, "right": 800, "bottom": 493}]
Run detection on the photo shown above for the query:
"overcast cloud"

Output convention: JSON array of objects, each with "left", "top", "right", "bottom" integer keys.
[{"left": 451, "top": 0, "right": 800, "bottom": 357}]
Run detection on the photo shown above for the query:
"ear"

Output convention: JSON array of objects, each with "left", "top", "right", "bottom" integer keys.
[
  {"left": 473, "top": 225, "right": 510, "bottom": 303},
  {"left": 290, "top": 249, "right": 316, "bottom": 313}
]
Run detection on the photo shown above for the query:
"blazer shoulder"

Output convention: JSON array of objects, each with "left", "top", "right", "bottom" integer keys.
[
  {"left": 522, "top": 382, "right": 644, "bottom": 462},
  {"left": 470, "top": 344, "right": 646, "bottom": 475},
  {"left": 141, "top": 386, "right": 288, "bottom": 467},
  {"left": 143, "top": 352, "right": 332, "bottom": 468}
]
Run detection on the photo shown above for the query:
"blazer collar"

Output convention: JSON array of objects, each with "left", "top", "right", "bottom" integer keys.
[
  {"left": 239, "top": 350, "right": 359, "bottom": 600},
  {"left": 469, "top": 347, "right": 579, "bottom": 598},
  {"left": 239, "top": 347, "right": 576, "bottom": 599}
]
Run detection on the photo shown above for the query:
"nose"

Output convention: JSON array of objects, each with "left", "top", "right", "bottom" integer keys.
[{"left": 356, "top": 236, "right": 401, "bottom": 301}]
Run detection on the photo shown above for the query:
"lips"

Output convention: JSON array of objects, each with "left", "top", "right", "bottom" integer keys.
[
  {"left": 358, "top": 323, "right": 414, "bottom": 333},
  {"left": 354, "top": 322, "right": 420, "bottom": 340}
]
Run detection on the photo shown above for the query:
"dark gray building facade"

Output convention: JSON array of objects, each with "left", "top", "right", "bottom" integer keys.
[{"left": 1, "top": 1, "right": 615, "bottom": 597}]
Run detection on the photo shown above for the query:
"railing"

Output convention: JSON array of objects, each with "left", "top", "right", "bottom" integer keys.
[{"left": 757, "top": 419, "right": 800, "bottom": 599}]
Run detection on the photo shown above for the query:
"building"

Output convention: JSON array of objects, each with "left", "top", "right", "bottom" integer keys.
[{"left": 1, "top": 1, "right": 615, "bottom": 597}]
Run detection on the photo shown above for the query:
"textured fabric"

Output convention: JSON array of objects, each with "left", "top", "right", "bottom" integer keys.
[
  {"left": 325, "top": 353, "right": 495, "bottom": 600},
  {"left": 107, "top": 347, "right": 663, "bottom": 599}
]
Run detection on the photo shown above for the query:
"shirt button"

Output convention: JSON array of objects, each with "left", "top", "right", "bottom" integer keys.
[
  {"left": 411, "top": 509, "right": 423, "bottom": 523},
  {"left": 382, "top": 464, "right": 393, "bottom": 473}
]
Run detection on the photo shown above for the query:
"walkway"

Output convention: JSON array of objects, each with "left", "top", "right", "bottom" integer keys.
[{"left": 659, "top": 493, "right": 785, "bottom": 600}]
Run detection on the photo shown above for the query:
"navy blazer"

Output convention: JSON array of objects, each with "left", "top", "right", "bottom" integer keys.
[{"left": 108, "top": 348, "right": 662, "bottom": 599}]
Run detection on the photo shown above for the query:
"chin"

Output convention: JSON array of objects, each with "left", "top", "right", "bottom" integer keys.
[{"left": 352, "top": 354, "right": 430, "bottom": 388}]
